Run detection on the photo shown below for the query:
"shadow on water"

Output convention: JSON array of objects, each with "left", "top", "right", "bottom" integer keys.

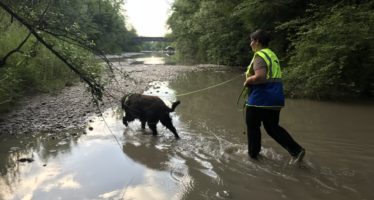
[{"left": 1, "top": 63, "right": 374, "bottom": 200}]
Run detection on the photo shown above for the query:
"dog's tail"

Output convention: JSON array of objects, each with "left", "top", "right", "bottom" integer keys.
[{"left": 170, "top": 100, "right": 181, "bottom": 112}]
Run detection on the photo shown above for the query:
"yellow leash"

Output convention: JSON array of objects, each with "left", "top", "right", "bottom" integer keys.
[
  {"left": 174, "top": 73, "right": 248, "bottom": 135},
  {"left": 176, "top": 74, "right": 244, "bottom": 97}
]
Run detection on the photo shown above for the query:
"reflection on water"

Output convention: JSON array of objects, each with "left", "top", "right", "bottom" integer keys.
[
  {"left": 108, "top": 52, "right": 176, "bottom": 65},
  {"left": 169, "top": 69, "right": 374, "bottom": 200},
  {"left": 0, "top": 110, "right": 190, "bottom": 200},
  {"left": 1, "top": 65, "right": 374, "bottom": 200},
  {"left": 135, "top": 56, "right": 165, "bottom": 65}
]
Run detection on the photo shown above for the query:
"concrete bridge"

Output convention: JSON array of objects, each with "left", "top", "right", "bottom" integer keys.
[{"left": 132, "top": 37, "right": 171, "bottom": 43}]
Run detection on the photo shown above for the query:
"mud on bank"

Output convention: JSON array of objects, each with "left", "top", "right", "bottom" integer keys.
[{"left": 0, "top": 63, "right": 231, "bottom": 135}]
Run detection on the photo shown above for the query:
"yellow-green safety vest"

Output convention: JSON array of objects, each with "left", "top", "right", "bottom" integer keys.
[
  {"left": 246, "top": 48, "right": 282, "bottom": 81},
  {"left": 245, "top": 48, "right": 285, "bottom": 107}
]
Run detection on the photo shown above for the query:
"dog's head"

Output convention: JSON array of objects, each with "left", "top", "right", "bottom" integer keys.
[{"left": 121, "top": 93, "right": 136, "bottom": 126}]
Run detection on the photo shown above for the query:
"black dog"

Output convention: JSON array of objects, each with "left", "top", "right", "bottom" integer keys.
[{"left": 121, "top": 93, "right": 181, "bottom": 139}]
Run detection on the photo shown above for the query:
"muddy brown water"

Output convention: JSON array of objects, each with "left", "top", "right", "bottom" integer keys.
[{"left": 1, "top": 55, "right": 374, "bottom": 200}]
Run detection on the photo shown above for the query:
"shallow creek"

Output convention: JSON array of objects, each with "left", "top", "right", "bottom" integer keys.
[{"left": 1, "top": 55, "right": 374, "bottom": 200}]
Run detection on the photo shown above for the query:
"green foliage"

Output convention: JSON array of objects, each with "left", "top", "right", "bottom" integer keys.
[
  {"left": 168, "top": 0, "right": 250, "bottom": 66},
  {"left": 167, "top": 0, "right": 310, "bottom": 66},
  {"left": 0, "top": 15, "right": 77, "bottom": 111},
  {"left": 0, "top": 0, "right": 136, "bottom": 112},
  {"left": 167, "top": 0, "right": 374, "bottom": 99},
  {"left": 167, "top": 0, "right": 202, "bottom": 64},
  {"left": 1, "top": 0, "right": 139, "bottom": 53},
  {"left": 283, "top": 2, "right": 374, "bottom": 98},
  {"left": 83, "top": 0, "right": 139, "bottom": 53}
]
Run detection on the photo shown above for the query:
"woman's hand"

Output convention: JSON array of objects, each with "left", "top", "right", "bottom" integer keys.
[
  {"left": 245, "top": 69, "right": 266, "bottom": 86},
  {"left": 244, "top": 77, "right": 252, "bottom": 87}
]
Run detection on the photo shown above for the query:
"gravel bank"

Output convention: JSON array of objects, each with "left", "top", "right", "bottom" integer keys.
[{"left": 0, "top": 63, "right": 219, "bottom": 135}]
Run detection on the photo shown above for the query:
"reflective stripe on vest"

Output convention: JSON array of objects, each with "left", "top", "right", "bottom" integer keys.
[{"left": 245, "top": 48, "right": 282, "bottom": 82}]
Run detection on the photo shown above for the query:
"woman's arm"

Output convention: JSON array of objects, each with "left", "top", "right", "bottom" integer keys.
[{"left": 244, "top": 56, "right": 267, "bottom": 86}]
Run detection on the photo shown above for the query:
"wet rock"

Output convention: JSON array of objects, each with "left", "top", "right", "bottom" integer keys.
[
  {"left": 57, "top": 141, "right": 68, "bottom": 146},
  {"left": 54, "top": 124, "right": 65, "bottom": 129},
  {"left": 9, "top": 147, "right": 21, "bottom": 152},
  {"left": 216, "top": 190, "right": 231, "bottom": 199},
  {"left": 17, "top": 158, "right": 34, "bottom": 163}
]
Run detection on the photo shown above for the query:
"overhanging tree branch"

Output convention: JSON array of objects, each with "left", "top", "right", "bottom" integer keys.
[
  {"left": 35, "top": 25, "right": 114, "bottom": 70},
  {"left": 0, "top": 32, "right": 31, "bottom": 67},
  {"left": 0, "top": 1, "right": 104, "bottom": 100}
]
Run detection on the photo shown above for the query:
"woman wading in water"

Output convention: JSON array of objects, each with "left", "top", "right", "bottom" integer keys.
[{"left": 243, "top": 29, "right": 305, "bottom": 164}]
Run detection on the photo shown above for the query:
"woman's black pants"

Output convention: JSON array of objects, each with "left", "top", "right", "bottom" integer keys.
[{"left": 246, "top": 106, "right": 303, "bottom": 159}]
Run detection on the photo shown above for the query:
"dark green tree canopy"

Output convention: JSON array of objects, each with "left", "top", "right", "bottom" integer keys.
[{"left": 167, "top": 0, "right": 374, "bottom": 99}]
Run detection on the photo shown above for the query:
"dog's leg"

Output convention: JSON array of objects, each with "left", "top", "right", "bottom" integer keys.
[
  {"left": 141, "top": 121, "right": 146, "bottom": 129},
  {"left": 147, "top": 121, "right": 158, "bottom": 136},
  {"left": 160, "top": 115, "right": 179, "bottom": 139},
  {"left": 122, "top": 117, "right": 128, "bottom": 127}
]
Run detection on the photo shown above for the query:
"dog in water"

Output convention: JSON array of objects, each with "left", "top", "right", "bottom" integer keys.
[{"left": 121, "top": 93, "right": 181, "bottom": 139}]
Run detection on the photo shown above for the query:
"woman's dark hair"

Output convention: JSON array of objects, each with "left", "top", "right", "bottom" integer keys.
[{"left": 250, "top": 29, "right": 271, "bottom": 47}]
